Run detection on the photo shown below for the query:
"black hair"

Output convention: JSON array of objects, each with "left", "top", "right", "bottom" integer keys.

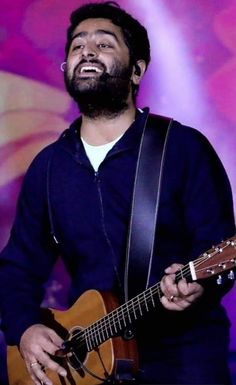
[{"left": 65, "top": 1, "right": 151, "bottom": 69}]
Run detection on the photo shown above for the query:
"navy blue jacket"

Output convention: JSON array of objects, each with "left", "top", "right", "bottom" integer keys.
[{"left": 0, "top": 108, "right": 235, "bottom": 383}]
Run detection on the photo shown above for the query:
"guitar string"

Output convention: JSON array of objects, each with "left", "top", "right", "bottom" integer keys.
[
  {"left": 71, "top": 250, "right": 235, "bottom": 351},
  {"left": 73, "top": 247, "right": 224, "bottom": 340},
  {"left": 68, "top": 244, "right": 236, "bottom": 369},
  {"left": 67, "top": 240, "right": 236, "bottom": 351},
  {"left": 80, "top": 266, "right": 212, "bottom": 347},
  {"left": 69, "top": 243, "right": 235, "bottom": 349},
  {"left": 69, "top": 253, "right": 235, "bottom": 354},
  {"left": 67, "top": 260, "right": 221, "bottom": 353}
]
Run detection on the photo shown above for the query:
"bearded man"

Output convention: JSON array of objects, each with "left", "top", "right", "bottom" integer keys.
[{"left": 0, "top": 2, "right": 235, "bottom": 385}]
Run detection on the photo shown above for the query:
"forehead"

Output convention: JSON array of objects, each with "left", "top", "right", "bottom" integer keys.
[{"left": 71, "top": 17, "right": 126, "bottom": 42}]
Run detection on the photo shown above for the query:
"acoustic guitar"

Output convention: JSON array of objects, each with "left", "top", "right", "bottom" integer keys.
[{"left": 7, "top": 236, "right": 236, "bottom": 385}]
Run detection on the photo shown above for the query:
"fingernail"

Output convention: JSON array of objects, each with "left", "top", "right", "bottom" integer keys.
[{"left": 59, "top": 370, "right": 67, "bottom": 377}]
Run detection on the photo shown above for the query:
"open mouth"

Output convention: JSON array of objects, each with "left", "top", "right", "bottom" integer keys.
[
  {"left": 80, "top": 66, "right": 103, "bottom": 74},
  {"left": 78, "top": 65, "right": 104, "bottom": 77}
]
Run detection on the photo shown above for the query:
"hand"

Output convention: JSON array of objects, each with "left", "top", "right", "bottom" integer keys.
[
  {"left": 19, "top": 324, "right": 67, "bottom": 385},
  {"left": 160, "top": 263, "right": 204, "bottom": 311}
]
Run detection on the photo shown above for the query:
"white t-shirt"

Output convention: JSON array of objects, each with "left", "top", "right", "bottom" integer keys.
[{"left": 81, "top": 135, "right": 122, "bottom": 172}]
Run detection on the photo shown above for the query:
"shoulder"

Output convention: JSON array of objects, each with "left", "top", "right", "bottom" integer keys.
[
  {"left": 25, "top": 117, "right": 80, "bottom": 175},
  {"left": 25, "top": 141, "right": 58, "bottom": 179},
  {"left": 150, "top": 116, "right": 230, "bottom": 185},
  {"left": 167, "top": 119, "right": 220, "bottom": 163},
  {"left": 21, "top": 128, "right": 68, "bottom": 190},
  {"left": 149, "top": 112, "right": 212, "bottom": 150},
  {"left": 170, "top": 120, "right": 211, "bottom": 146}
]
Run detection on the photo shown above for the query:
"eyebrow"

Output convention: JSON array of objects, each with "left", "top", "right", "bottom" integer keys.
[{"left": 71, "top": 29, "right": 119, "bottom": 43}]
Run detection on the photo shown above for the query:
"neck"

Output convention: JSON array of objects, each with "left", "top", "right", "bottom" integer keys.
[{"left": 80, "top": 103, "right": 136, "bottom": 146}]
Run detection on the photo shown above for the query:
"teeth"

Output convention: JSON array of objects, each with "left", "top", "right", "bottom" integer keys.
[{"left": 80, "top": 66, "right": 102, "bottom": 73}]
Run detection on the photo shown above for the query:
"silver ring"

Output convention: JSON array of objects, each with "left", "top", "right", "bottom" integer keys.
[
  {"left": 169, "top": 295, "right": 174, "bottom": 302},
  {"left": 30, "top": 361, "right": 39, "bottom": 368}
]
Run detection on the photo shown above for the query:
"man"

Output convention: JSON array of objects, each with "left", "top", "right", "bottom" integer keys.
[{"left": 0, "top": 2, "right": 235, "bottom": 384}]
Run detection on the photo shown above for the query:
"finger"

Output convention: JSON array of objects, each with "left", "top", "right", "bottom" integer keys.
[
  {"left": 161, "top": 295, "right": 191, "bottom": 311},
  {"left": 160, "top": 295, "right": 184, "bottom": 311},
  {"left": 178, "top": 280, "right": 203, "bottom": 297},
  {"left": 30, "top": 362, "right": 53, "bottom": 385},
  {"left": 164, "top": 263, "right": 183, "bottom": 274},
  {"left": 39, "top": 337, "right": 63, "bottom": 356},
  {"left": 160, "top": 274, "right": 178, "bottom": 298},
  {"left": 30, "top": 372, "right": 42, "bottom": 385},
  {"left": 176, "top": 278, "right": 190, "bottom": 296},
  {"left": 35, "top": 351, "right": 67, "bottom": 378},
  {"left": 47, "top": 329, "right": 64, "bottom": 347},
  {"left": 25, "top": 361, "right": 43, "bottom": 385}
]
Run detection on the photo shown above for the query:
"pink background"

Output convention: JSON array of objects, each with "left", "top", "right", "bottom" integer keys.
[{"left": 0, "top": 0, "right": 235, "bottom": 360}]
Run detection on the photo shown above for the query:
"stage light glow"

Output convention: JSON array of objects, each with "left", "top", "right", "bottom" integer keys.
[{"left": 125, "top": 0, "right": 208, "bottom": 128}]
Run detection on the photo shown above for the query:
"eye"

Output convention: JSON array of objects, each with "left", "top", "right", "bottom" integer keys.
[
  {"left": 98, "top": 43, "right": 113, "bottom": 49},
  {"left": 72, "top": 44, "right": 84, "bottom": 51}
]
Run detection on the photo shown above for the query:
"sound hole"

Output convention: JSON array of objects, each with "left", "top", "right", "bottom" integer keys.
[{"left": 67, "top": 327, "right": 88, "bottom": 370}]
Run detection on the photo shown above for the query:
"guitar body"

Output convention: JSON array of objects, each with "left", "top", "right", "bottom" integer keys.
[
  {"left": 7, "top": 235, "right": 236, "bottom": 385},
  {"left": 7, "top": 290, "right": 138, "bottom": 385}
]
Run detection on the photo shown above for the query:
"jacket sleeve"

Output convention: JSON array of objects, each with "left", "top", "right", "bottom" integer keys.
[
  {"left": 179, "top": 125, "right": 235, "bottom": 302},
  {"left": 0, "top": 146, "right": 59, "bottom": 345}
]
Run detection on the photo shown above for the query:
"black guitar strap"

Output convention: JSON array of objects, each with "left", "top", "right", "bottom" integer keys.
[{"left": 124, "top": 109, "right": 173, "bottom": 301}]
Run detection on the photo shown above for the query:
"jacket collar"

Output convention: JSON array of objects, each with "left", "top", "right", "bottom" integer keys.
[{"left": 58, "top": 107, "right": 150, "bottom": 164}]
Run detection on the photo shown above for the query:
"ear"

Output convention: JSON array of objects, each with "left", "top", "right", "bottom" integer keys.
[{"left": 131, "top": 60, "right": 146, "bottom": 85}]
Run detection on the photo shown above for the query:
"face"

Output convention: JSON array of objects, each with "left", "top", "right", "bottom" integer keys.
[
  {"left": 66, "top": 18, "right": 131, "bottom": 84},
  {"left": 64, "top": 18, "right": 135, "bottom": 117}
]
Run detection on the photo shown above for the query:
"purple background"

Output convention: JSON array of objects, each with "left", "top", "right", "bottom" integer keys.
[{"left": 0, "top": 0, "right": 235, "bottom": 365}]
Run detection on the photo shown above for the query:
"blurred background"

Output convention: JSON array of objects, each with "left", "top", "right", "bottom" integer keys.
[{"left": 0, "top": 0, "right": 236, "bottom": 383}]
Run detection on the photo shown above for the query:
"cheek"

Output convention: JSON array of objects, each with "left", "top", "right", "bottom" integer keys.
[
  {"left": 106, "top": 55, "right": 123, "bottom": 69},
  {"left": 117, "top": 46, "right": 130, "bottom": 64},
  {"left": 66, "top": 58, "right": 78, "bottom": 78}
]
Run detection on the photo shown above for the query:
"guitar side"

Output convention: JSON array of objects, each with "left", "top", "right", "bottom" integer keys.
[{"left": 7, "top": 289, "right": 138, "bottom": 385}]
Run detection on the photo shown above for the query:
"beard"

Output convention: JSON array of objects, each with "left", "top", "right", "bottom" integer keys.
[{"left": 64, "top": 59, "right": 133, "bottom": 118}]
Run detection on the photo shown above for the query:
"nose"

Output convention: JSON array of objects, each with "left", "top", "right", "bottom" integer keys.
[{"left": 82, "top": 43, "right": 98, "bottom": 59}]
